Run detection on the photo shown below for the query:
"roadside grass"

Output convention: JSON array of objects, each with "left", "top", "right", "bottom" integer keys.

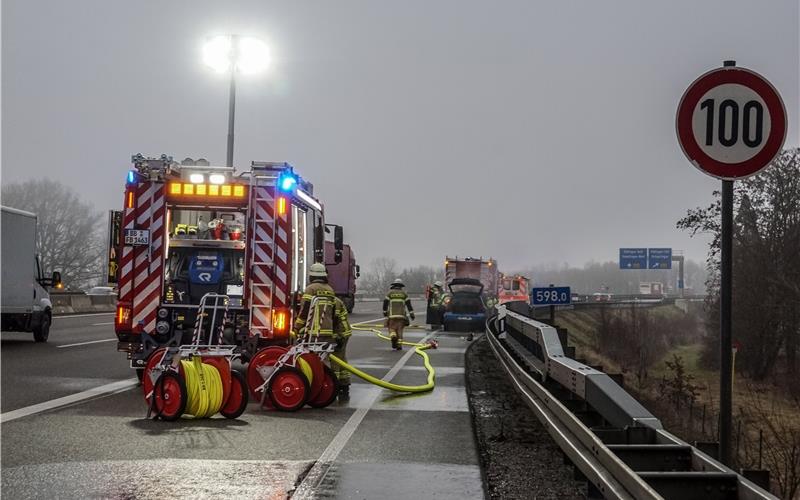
[{"left": 557, "top": 305, "right": 800, "bottom": 498}]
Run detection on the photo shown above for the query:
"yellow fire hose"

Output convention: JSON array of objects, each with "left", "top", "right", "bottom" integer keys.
[
  {"left": 181, "top": 356, "right": 225, "bottom": 418},
  {"left": 328, "top": 322, "right": 437, "bottom": 393}
]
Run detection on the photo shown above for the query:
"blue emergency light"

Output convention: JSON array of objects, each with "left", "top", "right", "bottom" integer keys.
[
  {"left": 127, "top": 171, "right": 135, "bottom": 184},
  {"left": 278, "top": 173, "right": 298, "bottom": 192}
]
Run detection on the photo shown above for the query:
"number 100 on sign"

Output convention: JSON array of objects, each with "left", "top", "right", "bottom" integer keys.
[{"left": 531, "top": 287, "right": 571, "bottom": 307}]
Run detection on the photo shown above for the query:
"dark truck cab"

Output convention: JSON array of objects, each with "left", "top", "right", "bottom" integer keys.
[{"left": 442, "top": 278, "right": 486, "bottom": 332}]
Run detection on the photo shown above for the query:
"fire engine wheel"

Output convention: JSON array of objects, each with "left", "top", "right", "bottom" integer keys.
[
  {"left": 307, "top": 365, "right": 339, "bottom": 409},
  {"left": 152, "top": 371, "right": 186, "bottom": 421},
  {"left": 246, "top": 346, "right": 288, "bottom": 402},
  {"left": 142, "top": 347, "right": 169, "bottom": 404},
  {"left": 220, "top": 370, "right": 249, "bottom": 419},
  {"left": 299, "top": 352, "right": 324, "bottom": 400},
  {"left": 202, "top": 357, "right": 232, "bottom": 407},
  {"left": 268, "top": 366, "right": 309, "bottom": 412}
]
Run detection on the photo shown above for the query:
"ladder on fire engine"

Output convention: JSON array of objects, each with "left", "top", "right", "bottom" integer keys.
[{"left": 247, "top": 165, "right": 281, "bottom": 338}]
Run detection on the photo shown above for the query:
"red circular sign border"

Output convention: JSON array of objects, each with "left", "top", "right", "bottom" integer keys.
[{"left": 676, "top": 67, "right": 787, "bottom": 180}]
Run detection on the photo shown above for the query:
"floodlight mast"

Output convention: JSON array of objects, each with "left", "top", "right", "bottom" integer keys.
[{"left": 203, "top": 35, "right": 270, "bottom": 168}]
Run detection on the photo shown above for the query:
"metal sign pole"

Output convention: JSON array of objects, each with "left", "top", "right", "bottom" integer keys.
[
  {"left": 720, "top": 177, "right": 734, "bottom": 466},
  {"left": 718, "top": 59, "right": 736, "bottom": 467}
]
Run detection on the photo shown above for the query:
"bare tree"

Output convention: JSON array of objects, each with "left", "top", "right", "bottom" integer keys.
[
  {"left": 2, "top": 179, "right": 105, "bottom": 289},
  {"left": 398, "top": 265, "right": 439, "bottom": 295},
  {"left": 678, "top": 148, "right": 800, "bottom": 379},
  {"left": 359, "top": 257, "right": 399, "bottom": 296}
]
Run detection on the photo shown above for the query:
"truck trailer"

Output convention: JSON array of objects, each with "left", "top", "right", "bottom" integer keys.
[
  {"left": 1, "top": 206, "right": 61, "bottom": 342},
  {"left": 324, "top": 240, "right": 359, "bottom": 313}
]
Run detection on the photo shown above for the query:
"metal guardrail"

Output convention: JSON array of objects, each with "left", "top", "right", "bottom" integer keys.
[{"left": 486, "top": 303, "right": 775, "bottom": 500}]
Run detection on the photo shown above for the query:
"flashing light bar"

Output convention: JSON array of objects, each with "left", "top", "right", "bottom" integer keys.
[
  {"left": 168, "top": 182, "right": 246, "bottom": 198},
  {"left": 296, "top": 189, "right": 322, "bottom": 211}
]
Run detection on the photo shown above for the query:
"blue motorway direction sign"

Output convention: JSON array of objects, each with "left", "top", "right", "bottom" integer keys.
[
  {"left": 648, "top": 248, "right": 672, "bottom": 269},
  {"left": 619, "top": 248, "right": 647, "bottom": 269},
  {"left": 531, "top": 286, "right": 571, "bottom": 306}
]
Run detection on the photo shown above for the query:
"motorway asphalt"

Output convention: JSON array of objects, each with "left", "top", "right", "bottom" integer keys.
[{"left": 1, "top": 301, "right": 484, "bottom": 499}]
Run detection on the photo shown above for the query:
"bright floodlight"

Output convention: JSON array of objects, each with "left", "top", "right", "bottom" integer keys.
[
  {"left": 203, "top": 35, "right": 233, "bottom": 73},
  {"left": 189, "top": 173, "right": 205, "bottom": 184},
  {"left": 203, "top": 35, "right": 270, "bottom": 75},
  {"left": 209, "top": 174, "right": 226, "bottom": 185},
  {"left": 237, "top": 37, "right": 270, "bottom": 74}
]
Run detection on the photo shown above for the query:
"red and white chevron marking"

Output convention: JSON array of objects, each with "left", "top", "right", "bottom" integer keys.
[
  {"left": 118, "top": 188, "right": 137, "bottom": 305},
  {"left": 249, "top": 186, "right": 275, "bottom": 336},
  {"left": 130, "top": 182, "right": 166, "bottom": 334}
]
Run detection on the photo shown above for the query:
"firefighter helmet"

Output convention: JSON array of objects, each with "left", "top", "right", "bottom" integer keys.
[
  {"left": 391, "top": 278, "right": 405, "bottom": 288},
  {"left": 433, "top": 281, "right": 443, "bottom": 288},
  {"left": 309, "top": 262, "right": 328, "bottom": 278}
]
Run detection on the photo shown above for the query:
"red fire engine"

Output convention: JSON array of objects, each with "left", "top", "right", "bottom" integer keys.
[
  {"left": 114, "top": 155, "right": 341, "bottom": 375},
  {"left": 497, "top": 274, "right": 530, "bottom": 303}
]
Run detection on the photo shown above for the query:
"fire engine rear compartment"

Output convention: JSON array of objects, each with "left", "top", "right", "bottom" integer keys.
[{"left": 155, "top": 205, "right": 250, "bottom": 347}]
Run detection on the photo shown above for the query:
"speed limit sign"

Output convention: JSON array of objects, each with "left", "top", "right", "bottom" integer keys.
[{"left": 676, "top": 66, "right": 787, "bottom": 179}]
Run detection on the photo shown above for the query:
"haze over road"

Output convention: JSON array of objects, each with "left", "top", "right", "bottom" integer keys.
[{"left": 3, "top": 1, "right": 797, "bottom": 269}]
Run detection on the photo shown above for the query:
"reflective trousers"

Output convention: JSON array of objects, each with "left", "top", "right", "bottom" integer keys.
[
  {"left": 387, "top": 318, "right": 406, "bottom": 342},
  {"left": 332, "top": 337, "right": 350, "bottom": 386}
]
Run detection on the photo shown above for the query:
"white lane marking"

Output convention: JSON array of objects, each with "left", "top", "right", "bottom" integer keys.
[
  {"left": 54, "top": 312, "right": 116, "bottom": 319},
  {"left": 292, "top": 330, "right": 438, "bottom": 499},
  {"left": 91, "top": 322, "right": 115, "bottom": 326},
  {"left": 0, "top": 379, "right": 138, "bottom": 423},
  {"left": 56, "top": 338, "right": 117, "bottom": 349}
]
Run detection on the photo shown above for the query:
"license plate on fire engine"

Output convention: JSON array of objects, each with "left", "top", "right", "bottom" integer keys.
[{"left": 124, "top": 229, "right": 150, "bottom": 246}]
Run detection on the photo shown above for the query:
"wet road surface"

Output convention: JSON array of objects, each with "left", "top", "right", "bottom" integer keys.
[{"left": 1, "top": 301, "right": 484, "bottom": 499}]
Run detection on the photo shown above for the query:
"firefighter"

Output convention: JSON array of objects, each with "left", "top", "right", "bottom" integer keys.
[
  {"left": 292, "top": 262, "right": 335, "bottom": 339},
  {"left": 292, "top": 262, "right": 352, "bottom": 400},
  {"left": 383, "top": 279, "right": 415, "bottom": 350},
  {"left": 332, "top": 295, "right": 352, "bottom": 400},
  {"left": 484, "top": 293, "right": 498, "bottom": 309},
  {"left": 426, "top": 281, "right": 445, "bottom": 328}
]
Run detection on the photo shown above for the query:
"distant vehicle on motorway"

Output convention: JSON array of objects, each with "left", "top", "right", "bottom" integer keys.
[
  {"left": 1, "top": 206, "right": 62, "bottom": 342},
  {"left": 592, "top": 292, "right": 613, "bottom": 302},
  {"left": 442, "top": 278, "right": 486, "bottom": 332},
  {"left": 571, "top": 293, "right": 584, "bottom": 303},
  {"left": 87, "top": 286, "right": 116, "bottom": 296}
]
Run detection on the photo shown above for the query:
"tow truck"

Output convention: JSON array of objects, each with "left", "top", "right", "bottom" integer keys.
[{"left": 113, "top": 155, "right": 343, "bottom": 376}]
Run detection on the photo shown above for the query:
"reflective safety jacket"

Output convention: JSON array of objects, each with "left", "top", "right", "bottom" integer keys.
[
  {"left": 294, "top": 281, "right": 336, "bottom": 336},
  {"left": 429, "top": 287, "right": 445, "bottom": 307},
  {"left": 383, "top": 288, "right": 414, "bottom": 319},
  {"left": 333, "top": 296, "right": 352, "bottom": 340}
]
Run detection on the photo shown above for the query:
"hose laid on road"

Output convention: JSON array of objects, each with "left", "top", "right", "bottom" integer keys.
[
  {"left": 328, "top": 322, "right": 437, "bottom": 393},
  {"left": 181, "top": 356, "right": 224, "bottom": 418}
]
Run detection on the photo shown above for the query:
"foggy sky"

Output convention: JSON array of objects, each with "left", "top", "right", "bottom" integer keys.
[{"left": 2, "top": 1, "right": 798, "bottom": 271}]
